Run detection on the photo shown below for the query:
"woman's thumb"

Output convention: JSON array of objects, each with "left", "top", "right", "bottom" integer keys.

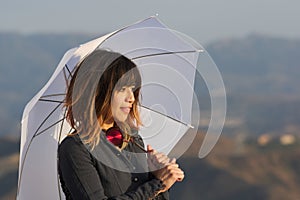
[{"left": 147, "top": 145, "right": 154, "bottom": 153}]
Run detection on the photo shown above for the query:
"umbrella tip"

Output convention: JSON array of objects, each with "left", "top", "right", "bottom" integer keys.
[
  {"left": 197, "top": 49, "right": 205, "bottom": 53},
  {"left": 149, "top": 14, "right": 159, "bottom": 19}
]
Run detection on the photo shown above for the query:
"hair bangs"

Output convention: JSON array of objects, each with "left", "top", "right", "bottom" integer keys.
[{"left": 114, "top": 65, "right": 141, "bottom": 91}]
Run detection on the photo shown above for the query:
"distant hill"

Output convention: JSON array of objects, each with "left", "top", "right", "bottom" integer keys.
[
  {"left": 206, "top": 34, "right": 300, "bottom": 95},
  {"left": 169, "top": 132, "right": 300, "bottom": 200},
  {"left": 0, "top": 33, "right": 300, "bottom": 137},
  {"left": 203, "top": 34, "right": 300, "bottom": 136},
  {"left": 0, "top": 32, "right": 97, "bottom": 136},
  {"left": 0, "top": 136, "right": 19, "bottom": 199}
]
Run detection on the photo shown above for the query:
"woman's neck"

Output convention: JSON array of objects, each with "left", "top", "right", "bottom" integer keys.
[{"left": 101, "top": 122, "right": 114, "bottom": 131}]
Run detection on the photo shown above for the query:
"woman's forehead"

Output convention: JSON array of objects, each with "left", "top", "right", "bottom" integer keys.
[{"left": 118, "top": 72, "right": 140, "bottom": 85}]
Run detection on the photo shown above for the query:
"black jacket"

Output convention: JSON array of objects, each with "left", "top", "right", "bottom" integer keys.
[{"left": 58, "top": 133, "right": 169, "bottom": 200}]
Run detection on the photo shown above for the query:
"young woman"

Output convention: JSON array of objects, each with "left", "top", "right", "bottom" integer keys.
[{"left": 58, "top": 49, "right": 184, "bottom": 199}]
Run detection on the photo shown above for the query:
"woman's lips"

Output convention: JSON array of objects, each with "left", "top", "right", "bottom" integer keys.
[{"left": 120, "top": 107, "right": 131, "bottom": 114}]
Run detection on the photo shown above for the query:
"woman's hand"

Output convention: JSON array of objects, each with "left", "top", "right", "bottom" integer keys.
[
  {"left": 147, "top": 145, "right": 170, "bottom": 170},
  {"left": 147, "top": 145, "right": 184, "bottom": 192}
]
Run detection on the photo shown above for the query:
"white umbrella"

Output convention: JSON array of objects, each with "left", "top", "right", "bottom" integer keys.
[{"left": 17, "top": 16, "right": 225, "bottom": 199}]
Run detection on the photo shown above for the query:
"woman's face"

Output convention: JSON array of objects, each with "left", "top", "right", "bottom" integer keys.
[{"left": 111, "top": 85, "right": 135, "bottom": 122}]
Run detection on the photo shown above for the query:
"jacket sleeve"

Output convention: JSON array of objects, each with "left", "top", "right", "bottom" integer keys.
[{"left": 58, "top": 137, "right": 166, "bottom": 200}]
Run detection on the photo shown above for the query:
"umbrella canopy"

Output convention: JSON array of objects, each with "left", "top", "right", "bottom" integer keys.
[{"left": 17, "top": 16, "right": 225, "bottom": 199}]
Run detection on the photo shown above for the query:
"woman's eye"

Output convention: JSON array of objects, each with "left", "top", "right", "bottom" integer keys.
[{"left": 119, "top": 86, "right": 135, "bottom": 92}]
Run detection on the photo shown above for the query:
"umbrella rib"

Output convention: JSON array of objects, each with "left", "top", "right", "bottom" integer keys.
[
  {"left": 17, "top": 115, "right": 62, "bottom": 195},
  {"left": 17, "top": 119, "right": 65, "bottom": 195},
  {"left": 41, "top": 93, "right": 65, "bottom": 98},
  {"left": 17, "top": 102, "right": 64, "bottom": 194},
  {"left": 34, "top": 118, "right": 65, "bottom": 137},
  {"left": 63, "top": 64, "right": 73, "bottom": 90},
  {"left": 17, "top": 138, "right": 35, "bottom": 194},
  {"left": 63, "top": 66, "right": 69, "bottom": 88},
  {"left": 64, "top": 64, "right": 73, "bottom": 79},
  {"left": 140, "top": 105, "right": 194, "bottom": 128},
  {"left": 33, "top": 102, "right": 63, "bottom": 137},
  {"left": 98, "top": 16, "right": 156, "bottom": 47},
  {"left": 57, "top": 108, "right": 68, "bottom": 145},
  {"left": 39, "top": 99, "right": 65, "bottom": 104},
  {"left": 131, "top": 50, "right": 200, "bottom": 60}
]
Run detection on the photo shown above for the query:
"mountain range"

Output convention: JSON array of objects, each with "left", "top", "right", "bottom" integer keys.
[{"left": 1, "top": 32, "right": 300, "bottom": 138}]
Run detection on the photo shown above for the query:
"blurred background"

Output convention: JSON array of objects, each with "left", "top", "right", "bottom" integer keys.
[{"left": 1, "top": 0, "right": 300, "bottom": 199}]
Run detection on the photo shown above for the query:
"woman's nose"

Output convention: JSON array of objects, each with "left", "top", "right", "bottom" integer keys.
[{"left": 126, "top": 89, "right": 135, "bottom": 103}]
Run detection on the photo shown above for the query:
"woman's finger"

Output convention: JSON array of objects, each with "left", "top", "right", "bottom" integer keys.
[
  {"left": 153, "top": 153, "right": 170, "bottom": 164},
  {"left": 170, "top": 158, "right": 176, "bottom": 164},
  {"left": 147, "top": 145, "right": 156, "bottom": 154}
]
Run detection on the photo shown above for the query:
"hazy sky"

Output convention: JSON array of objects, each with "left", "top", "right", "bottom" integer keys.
[{"left": 1, "top": 0, "right": 300, "bottom": 44}]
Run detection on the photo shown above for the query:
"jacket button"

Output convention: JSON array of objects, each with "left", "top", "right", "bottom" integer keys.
[{"left": 133, "top": 177, "right": 139, "bottom": 182}]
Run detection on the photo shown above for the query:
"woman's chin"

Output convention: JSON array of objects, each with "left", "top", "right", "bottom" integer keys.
[{"left": 114, "top": 115, "right": 129, "bottom": 123}]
